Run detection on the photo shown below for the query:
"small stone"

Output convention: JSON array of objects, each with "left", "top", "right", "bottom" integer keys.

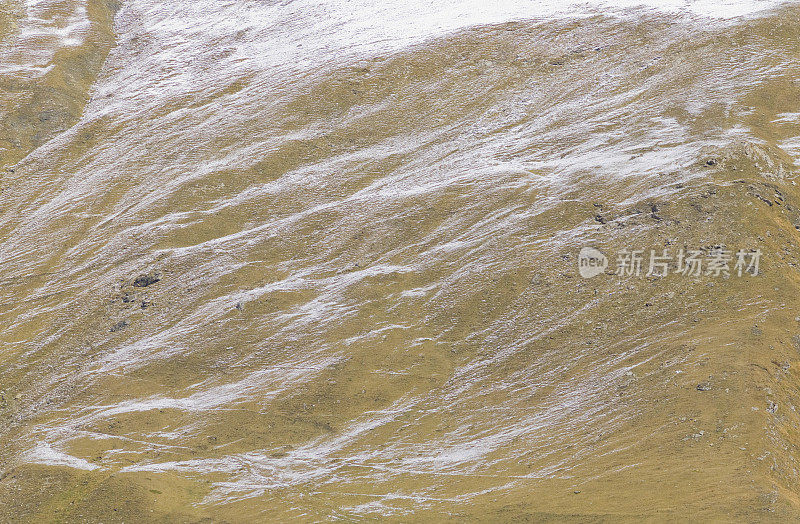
[
  {"left": 110, "top": 320, "right": 128, "bottom": 333},
  {"left": 133, "top": 273, "right": 161, "bottom": 288},
  {"left": 697, "top": 382, "right": 712, "bottom": 391}
]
